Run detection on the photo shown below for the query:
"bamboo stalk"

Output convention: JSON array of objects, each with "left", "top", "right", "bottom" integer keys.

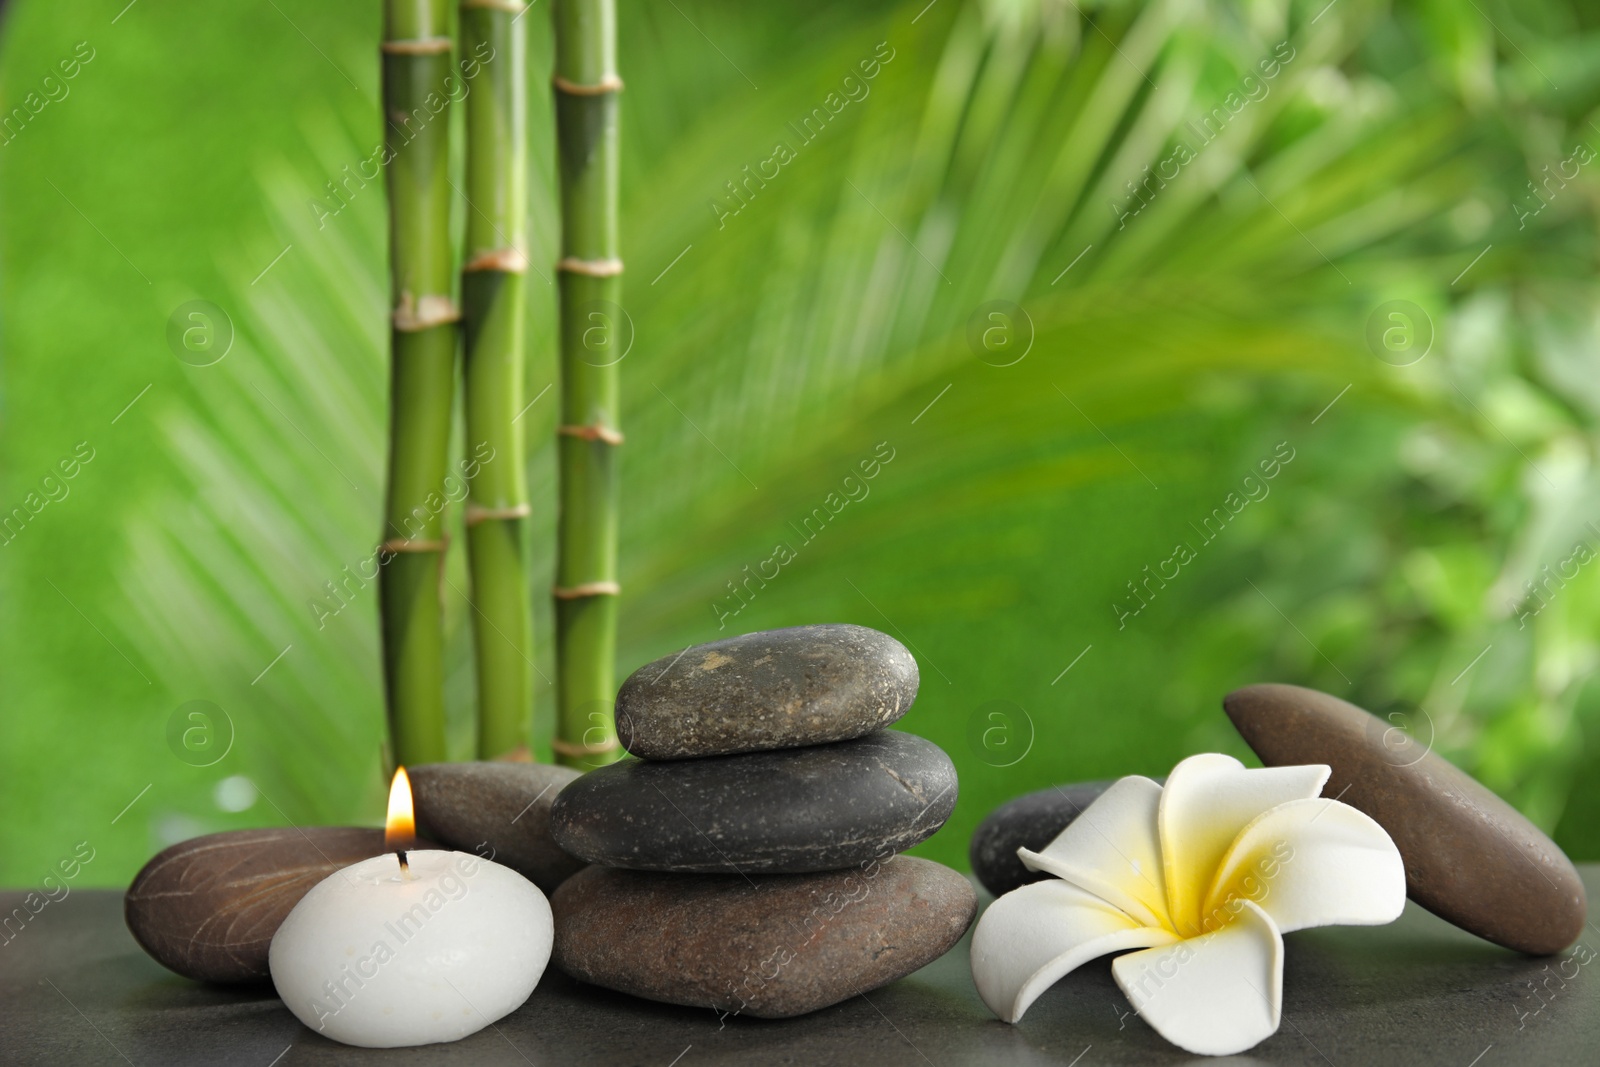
[
  {"left": 379, "top": 0, "right": 457, "bottom": 766},
  {"left": 552, "top": 0, "right": 623, "bottom": 768},
  {"left": 461, "top": 0, "right": 535, "bottom": 759}
]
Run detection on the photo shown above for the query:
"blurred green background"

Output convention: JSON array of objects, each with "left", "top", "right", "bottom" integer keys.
[{"left": 3, "top": 0, "right": 1600, "bottom": 889}]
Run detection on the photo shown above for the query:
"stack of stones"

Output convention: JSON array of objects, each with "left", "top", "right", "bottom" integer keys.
[{"left": 548, "top": 623, "right": 976, "bottom": 1019}]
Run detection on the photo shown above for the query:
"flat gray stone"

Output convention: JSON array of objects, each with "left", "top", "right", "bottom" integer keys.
[
  {"left": 409, "top": 762, "right": 585, "bottom": 892},
  {"left": 550, "top": 857, "right": 976, "bottom": 1018},
  {"left": 615, "top": 624, "right": 918, "bottom": 759},
  {"left": 1226, "top": 682, "right": 1588, "bottom": 955},
  {"left": 550, "top": 731, "right": 957, "bottom": 873}
]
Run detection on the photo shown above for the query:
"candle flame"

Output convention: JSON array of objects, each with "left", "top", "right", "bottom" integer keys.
[{"left": 384, "top": 766, "right": 416, "bottom": 852}]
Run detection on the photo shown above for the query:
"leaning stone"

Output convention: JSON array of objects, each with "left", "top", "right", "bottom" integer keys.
[{"left": 1226, "top": 682, "right": 1586, "bottom": 955}]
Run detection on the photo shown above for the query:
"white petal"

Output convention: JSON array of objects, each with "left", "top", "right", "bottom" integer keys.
[
  {"left": 1159, "top": 754, "right": 1330, "bottom": 935},
  {"left": 1112, "top": 899, "right": 1283, "bottom": 1057},
  {"left": 1203, "top": 797, "right": 1406, "bottom": 934},
  {"left": 972, "top": 878, "right": 1178, "bottom": 1023},
  {"left": 1018, "top": 775, "right": 1171, "bottom": 930}
]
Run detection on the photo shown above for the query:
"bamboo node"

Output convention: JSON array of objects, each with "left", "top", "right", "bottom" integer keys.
[
  {"left": 393, "top": 293, "right": 461, "bottom": 331},
  {"left": 381, "top": 37, "right": 453, "bottom": 56},
  {"left": 552, "top": 74, "right": 624, "bottom": 96},
  {"left": 558, "top": 423, "right": 625, "bottom": 446},
  {"left": 557, "top": 256, "right": 625, "bottom": 278},
  {"left": 465, "top": 247, "right": 530, "bottom": 273},
  {"left": 382, "top": 537, "right": 447, "bottom": 554},
  {"left": 552, "top": 581, "right": 621, "bottom": 599},
  {"left": 462, "top": 0, "right": 526, "bottom": 11},
  {"left": 465, "top": 502, "right": 533, "bottom": 527},
  {"left": 551, "top": 736, "right": 621, "bottom": 758}
]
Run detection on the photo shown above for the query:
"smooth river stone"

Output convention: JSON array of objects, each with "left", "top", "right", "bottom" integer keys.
[
  {"left": 550, "top": 731, "right": 957, "bottom": 873},
  {"left": 551, "top": 857, "right": 976, "bottom": 1018},
  {"left": 125, "top": 827, "right": 420, "bottom": 984},
  {"left": 968, "top": 780, "right": 1117, "bottom": 897},
  {"left": 615, "top": 624, "right": 919, "bottom": 759},
  {"left": 1225, "top": 682, "right": 1587, "bottom": 955},
  {"left": 409, "top": 762, "right": 584, "bottom": 892}
]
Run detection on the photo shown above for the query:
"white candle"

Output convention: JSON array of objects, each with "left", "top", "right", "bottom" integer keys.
[{"left": 268, "top": 770, "right": 553, "bottom": 1048}]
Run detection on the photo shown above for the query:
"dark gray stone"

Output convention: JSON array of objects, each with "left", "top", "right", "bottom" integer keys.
[
  {"left": 968, "top": 780, "right": 1117, "bottom": 897},
  {"left": 615, "top": 624, "right": 919, "bottom": 759},
  {"left": 409, "top": 762, "right": 585, "bottom": 892},
  {"left": 550, "top": 857, "right": 977, "bottom": 1018},
  {"left": 550, "top": 731, "right": 957, "bottom": 873},
  {"left": 123, "top": 828, "right": 403, "bottom": 984},
  {"left": 1226, "top": 682, "right": 1588, "bottom": 955}
]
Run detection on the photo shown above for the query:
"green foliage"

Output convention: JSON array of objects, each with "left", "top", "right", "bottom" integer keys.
[{"left": 3, "top": 0, "right": 1599, "bottom": 886}]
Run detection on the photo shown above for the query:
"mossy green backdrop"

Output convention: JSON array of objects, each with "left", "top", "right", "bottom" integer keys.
[{"left": 4, "top": 0, "right": 1600, "bottom": 888}]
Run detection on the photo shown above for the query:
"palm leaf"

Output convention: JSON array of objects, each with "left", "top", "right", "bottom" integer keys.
[{"left": 108, "top": 0, "right": 1598, "bottom": 868}]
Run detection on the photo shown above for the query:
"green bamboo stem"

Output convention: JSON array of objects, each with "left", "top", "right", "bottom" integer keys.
[
  {"left": 379, "top": 0, "right": 457, "bottom": 767},
  {"left": 552, "top": 0, "right": 623, "bottom": 768},
  {"left": 461, "top": 0, "right": 535, "bottom": 759}
]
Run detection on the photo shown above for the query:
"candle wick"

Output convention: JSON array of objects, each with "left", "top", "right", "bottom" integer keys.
[{"left": 395, "top": 849, "right": 413, "bottom": 880}]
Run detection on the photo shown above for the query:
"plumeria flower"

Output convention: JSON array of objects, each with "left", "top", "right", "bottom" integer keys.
[{"left": 971, "top": 753, "right": 1406, "bottom": 1056}]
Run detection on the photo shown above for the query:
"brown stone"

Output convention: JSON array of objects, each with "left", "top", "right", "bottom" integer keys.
[
  {"left": 551, "top": 857, "right": 976, "bottom": 1018},
  {"left": 1225, "top": 682, "right": 1587, "bottom": 955},
  {"left": 125, "top": 827, "right": 413, "bottom": 984},
  {"left": 409, "top": 762, "right": 585, "bottom": 892}
]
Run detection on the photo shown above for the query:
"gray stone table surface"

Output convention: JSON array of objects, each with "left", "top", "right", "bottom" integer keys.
[{"left": 4, "top": 870, "right": 1599, "bottom": 1066}]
